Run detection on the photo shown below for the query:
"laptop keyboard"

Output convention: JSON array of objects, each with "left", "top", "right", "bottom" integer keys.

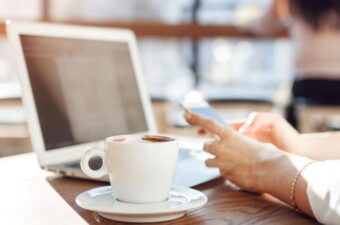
[{"left": 67, "top": 161, "right": 81, "bottom": 168}]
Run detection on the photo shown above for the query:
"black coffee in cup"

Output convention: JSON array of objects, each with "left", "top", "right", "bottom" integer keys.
[{"left": 142, "top": 135, "right": 174, "bottom": 143}]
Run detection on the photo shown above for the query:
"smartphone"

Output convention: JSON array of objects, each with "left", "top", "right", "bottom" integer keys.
[{"left": 182, "top": 101, "right": 228, "bottom": 128}]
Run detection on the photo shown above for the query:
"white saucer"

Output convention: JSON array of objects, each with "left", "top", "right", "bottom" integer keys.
[{"left": 76, "top": 185, "right": 207, "bottom": 223}]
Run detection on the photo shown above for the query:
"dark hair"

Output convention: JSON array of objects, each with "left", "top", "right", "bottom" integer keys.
[{"left": 289, "top": 0, "right": 340, "bottom": 30}]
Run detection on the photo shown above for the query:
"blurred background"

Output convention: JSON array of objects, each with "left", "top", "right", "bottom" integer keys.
[{"left": 2, "top": 0, "right": 338, "bottom": 157}]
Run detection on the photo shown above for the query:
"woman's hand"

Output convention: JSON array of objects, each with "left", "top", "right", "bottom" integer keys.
[
  {"left": 186, "top": 112, "right": 316, "bottom": 218},
  {"left": 185, "top": 112, "right": 286, "bottom": 193},
  {"left": 230, "top": 112, "right": 340, "bottom": 160},
  {"left": 196, "top": 112, "right": 300, "bottom": 152},
  {"left": 230, "top": 112, "right": 300, "bottom": 152}
]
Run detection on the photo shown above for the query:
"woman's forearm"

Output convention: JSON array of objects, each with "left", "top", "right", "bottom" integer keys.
[
  {"left": 257, "top": 151, "right": 315, "bottom": 217},
  {"left": 291, "top": 132, "right": 340, "bottom": 160}
]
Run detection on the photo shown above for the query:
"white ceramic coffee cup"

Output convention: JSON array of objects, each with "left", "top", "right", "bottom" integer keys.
[{"left": 81, "top": 134, "right": 178, "bottom": 203}]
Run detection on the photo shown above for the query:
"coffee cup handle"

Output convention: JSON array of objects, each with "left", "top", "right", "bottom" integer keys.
[{"left": 80, "top": 148, "right": 107, "bottom": 178}]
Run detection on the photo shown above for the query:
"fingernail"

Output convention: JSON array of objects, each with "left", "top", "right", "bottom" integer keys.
[
  {"left": 198, "top": 129, "right": 206, "bottom": 136},
  {"left": 185, "top": 113, "right": 192, "bottom": 120}
]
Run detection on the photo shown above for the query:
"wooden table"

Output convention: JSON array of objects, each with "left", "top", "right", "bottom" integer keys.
[{"left": 0, "top": 153, "right": 319, "bottom": 225}]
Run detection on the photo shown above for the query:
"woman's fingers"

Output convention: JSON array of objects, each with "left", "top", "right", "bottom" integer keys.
[
  {"left": 198, "top": 120, "right": 245, "bottom": 136},
  {"left": 206, "top": 159, "right": 219, "bottom": 168},
  {"left": 203, "top": 140, "right": 220, "bottom": 155},
  {"left": 197, "top": 128, "right": 207, "bottom": 136},
  {"left": 185, "top": 112, "right": 231, "bottom": 138},
  {"left": 229, "top": 120, "right": 245, "bottom": 131}
]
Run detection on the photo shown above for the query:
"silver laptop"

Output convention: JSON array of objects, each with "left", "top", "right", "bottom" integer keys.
[{"left": 6, "top": 21, "right": 219, "bottom": 187}]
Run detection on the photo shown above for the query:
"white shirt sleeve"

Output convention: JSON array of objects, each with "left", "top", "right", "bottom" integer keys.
[{"left": 304, "top": 160, "right": 340, "bottom": 225}]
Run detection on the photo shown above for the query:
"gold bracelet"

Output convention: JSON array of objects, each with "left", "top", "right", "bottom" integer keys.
[{"left": 289, "top": 161, "right": 317, "bottom": 212}]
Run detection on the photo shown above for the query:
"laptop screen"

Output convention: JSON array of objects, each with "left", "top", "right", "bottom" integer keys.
[{"left": 20, "top": 35, "right": 148, "bottom": 150}]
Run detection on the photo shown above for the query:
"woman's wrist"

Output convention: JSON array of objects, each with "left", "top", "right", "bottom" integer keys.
[
  {"left": 254, "top": 146, "right": 315, "bottom": 214},
  {"left": 253, "top": 144, "right": 288, "bottom": 193}
]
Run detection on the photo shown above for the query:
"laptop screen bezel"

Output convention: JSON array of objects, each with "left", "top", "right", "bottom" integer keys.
[{"left": 6, "top": 21, "right": 157, "bottom": 166}]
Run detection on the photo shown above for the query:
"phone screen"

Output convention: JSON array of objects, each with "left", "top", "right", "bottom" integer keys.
[{"left": 186, "top": 106, "right": 228, "bottom": 128}]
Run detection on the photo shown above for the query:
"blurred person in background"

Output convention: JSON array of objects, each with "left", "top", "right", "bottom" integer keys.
[{"left": 250, "top": 0, "right": 340, "bottom": 127}]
